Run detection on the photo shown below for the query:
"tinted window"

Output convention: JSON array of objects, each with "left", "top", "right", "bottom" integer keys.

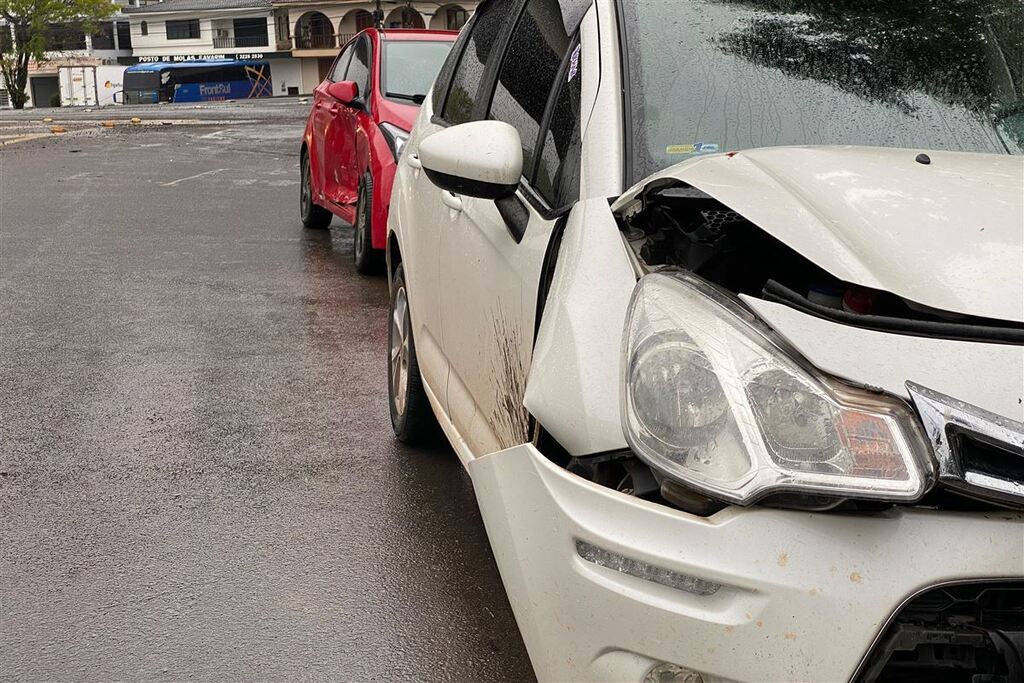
[
  {"left": 116, "top": 21, "right": 132, "bottom": 49},
  {"left": 232, "top": 18, "right": 268, "bottom": 47},
  {"left": 124, "top": 71, "right": 159, "bottom": 90},
  {"left": 330, "top": 44, "right": 354, "bottom": 82},
  {"left": 172, "top": 66, "right": 252, "bottom": 84},
  {"left": 383, "top": 41, "right": 453, "bottom": 102},
  {"left": 535, "top": 39, "right": 582, "bottom": 208},
  {"left": 442, "top": 4, "right": 510, "bottom": 125},
  {"left": 345, "top": 36, "right": 371, "bottom": 94},
  {"left": 431, "top": 16, "right": 474, "bottom": 113},
  {"left": 166, "top": 19, "right": 200, "bottom": 40},
  {"left": 488, "top": 0, "right": 583, "bottom": 195},
  {"left": 91, "top": 22, "right": 115, "bottom": 50},
  {"left": 619, "top": 0, "right": 1024, "bottom": 183}
]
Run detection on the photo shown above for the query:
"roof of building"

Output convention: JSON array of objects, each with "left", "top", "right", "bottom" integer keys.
[
  {"left": 124, "top": 0, "right": 271, "bottom": 14},
  {"left": 268, "top": 1, "right": 369, "bottom": 5}
]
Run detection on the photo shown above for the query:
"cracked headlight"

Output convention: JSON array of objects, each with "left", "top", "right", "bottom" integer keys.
[{"left": 621, "top": 271, "right": 934, "bottom": 505}]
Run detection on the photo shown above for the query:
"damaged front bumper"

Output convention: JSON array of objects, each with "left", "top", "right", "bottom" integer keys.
[{"left": 468, "top": 444, "right": 1024, "bottom": 683}]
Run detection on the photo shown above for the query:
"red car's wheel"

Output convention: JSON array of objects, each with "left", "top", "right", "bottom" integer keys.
[
  {"left": 300, "top": 152, "right": 331, "bottom": 230},
  {"left": 353, "top": 174, "right": 383, "bottom": 274}
]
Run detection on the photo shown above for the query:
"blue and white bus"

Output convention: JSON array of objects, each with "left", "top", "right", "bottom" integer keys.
[{"left": 122, "top": 60, "right": 273, "bottom": 104}]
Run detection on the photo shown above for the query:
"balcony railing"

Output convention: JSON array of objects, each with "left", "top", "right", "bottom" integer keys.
[
  {"left": 213, "top": 35, "right": 269, "bottom": 49},
  {"left": 292, "top": 33, "right": 356, "bottom": 50}
]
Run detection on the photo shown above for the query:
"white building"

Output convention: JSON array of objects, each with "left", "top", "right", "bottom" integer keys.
[
  {"left": 271, "top": 1, "right": 477, "bottom": 94},
  {"left": 123, "top": 0, "right": 303, "bottom": 97}
]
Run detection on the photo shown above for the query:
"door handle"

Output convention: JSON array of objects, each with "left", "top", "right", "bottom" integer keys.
[
  {"left": 441, "top": 191, "right": 463, "bottom": 212},
  {"left": 407, "top": 153, "right": 422, "bottom": 169}
]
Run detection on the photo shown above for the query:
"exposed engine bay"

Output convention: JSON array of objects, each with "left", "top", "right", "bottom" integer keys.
[{"left": 618, "top": 181, "right": 1024, "bottom": 345}]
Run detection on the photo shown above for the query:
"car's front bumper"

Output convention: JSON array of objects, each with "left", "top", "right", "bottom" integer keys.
[{"left": 467, "top": 444, "right": 1024, "bottom": 683}]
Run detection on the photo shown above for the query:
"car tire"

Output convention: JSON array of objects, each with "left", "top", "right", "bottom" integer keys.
[
  {"left": 300, "top": 151, "right": 332, "bottom": 230},
  {"left": 389, "top": 263, "right": 439, "bottom": 445},
  {"left": 353, "top": 174, "right": 383, "bottom": 275}
]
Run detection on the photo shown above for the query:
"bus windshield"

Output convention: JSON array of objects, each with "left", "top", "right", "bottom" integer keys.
[
  {"left": 382, "top": 41, "right": 453, "bottom": 103},
  {"left": 618, "top": 0, "right": 1024, "bottom": 182}
]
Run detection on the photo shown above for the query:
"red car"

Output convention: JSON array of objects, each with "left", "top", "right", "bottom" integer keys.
[{"left": 299, "top": 28, "right": 458, "bottom": 273}]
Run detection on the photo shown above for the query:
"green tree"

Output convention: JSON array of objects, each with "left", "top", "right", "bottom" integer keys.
[{"left": 0, "top": 0, "right": 118, "bottom": 108}]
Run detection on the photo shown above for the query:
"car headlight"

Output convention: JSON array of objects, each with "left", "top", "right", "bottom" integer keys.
[
  {"left": 380, "top": 122, "right": 410, "bottom": 161},
  {"left": 621, "top": 271, "right": 934, "bottom": 505}
]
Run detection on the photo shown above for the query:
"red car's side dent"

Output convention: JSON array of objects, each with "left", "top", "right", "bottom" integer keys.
[{"left": 301, "top": 28, "right": 458, "bottom": 252}]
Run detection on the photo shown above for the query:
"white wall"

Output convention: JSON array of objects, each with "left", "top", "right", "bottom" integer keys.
[{"left": 267, "top": 58, "right": 302, "bottom": 96}]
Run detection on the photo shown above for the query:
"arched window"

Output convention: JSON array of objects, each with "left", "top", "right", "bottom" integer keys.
[{"left": 140, "top": 21, "right": 148, "bottom": 36}]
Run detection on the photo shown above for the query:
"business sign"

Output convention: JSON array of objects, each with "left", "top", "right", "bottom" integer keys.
[{"left": 120, "top": 52, "right": 289, "bottom": 64}]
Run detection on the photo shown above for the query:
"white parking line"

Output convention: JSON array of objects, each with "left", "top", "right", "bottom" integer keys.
[{"left": 161, "top": 168, "right": 228, "bottom": 187}]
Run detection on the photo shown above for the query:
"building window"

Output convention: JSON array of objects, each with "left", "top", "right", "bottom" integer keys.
[
  {"left": 166, "top": 19, "right": 201, "bottom": 40},
  {"left": 232, "top": 18, "right": 267, "bottom": 47},
  {"left": 446, "top": 8, "right": 468, "bottom": 30},
  {"left": 116, "top": 21, "right": 132, "bottom": 49},
  {"left": 91, "top": 22, "right": 115, "bottom": 50},
  {"left": 44, "top": 23, "right": 87, "bottom": 51},
  {"left": 140, "top": 21, "right": 148, "bottom": 36}
]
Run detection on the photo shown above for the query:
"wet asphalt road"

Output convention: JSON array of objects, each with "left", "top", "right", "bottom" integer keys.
[{"left": 0, "top": 101, "right": 534, "bottom": 681}]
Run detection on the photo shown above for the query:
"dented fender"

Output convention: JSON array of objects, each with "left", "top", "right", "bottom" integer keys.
[{"left": 524, "top": 198, "right": 637, "bottom": 456}]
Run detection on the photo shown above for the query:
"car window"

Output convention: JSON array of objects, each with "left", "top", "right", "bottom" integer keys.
[
  {"left": 534, "top": 37, "right": 583, "bottom": 209},
  {"left": 382, "top": 41, "right": 453, "bottom": 102},
  {"left": 345, "top": 36, "right": 371, "bottom": 95},
  {"left": 329, "top": 43, "right": 354, "bottom": 82},
  {"left": 441, "top": 3, "right": 511, "bottom": 125},
  {"left": 431, "top": 16, "right": 474, "bottom": 114},
  {"left": 488, "top": 0, "right": 584, "bottom": 202}
]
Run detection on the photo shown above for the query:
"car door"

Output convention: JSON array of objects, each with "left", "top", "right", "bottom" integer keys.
[
  {"left": 439, "top": 0, "right": 589, "bottom": 457},
  {"left": 312, "top": 44, "right": 353, "bottom": 205},
  {"left": 399, "top": 6, "right": 516, "bottom": 422},
  {"left": 328, "top": 34, "right": 371, "bottom": 208}
]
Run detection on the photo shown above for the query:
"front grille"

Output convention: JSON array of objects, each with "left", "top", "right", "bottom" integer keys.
[
  {"left": 856, "top": 582, "right": 1024, "bottom": 683},
  {"left": 908, "top": 382, "right": 1024, "bottom": 509}
]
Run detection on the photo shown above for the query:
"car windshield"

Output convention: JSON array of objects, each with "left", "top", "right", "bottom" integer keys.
[
  {"left": 382, "top": 41, "right": 453, "bottom": 102},
  {"left": 618, "top": 0, "right": 1024, "bottom": 182}
]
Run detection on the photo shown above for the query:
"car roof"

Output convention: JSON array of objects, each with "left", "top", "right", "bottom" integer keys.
[{"left": 377, "top": 28, "right": 459, "bottom": 42}]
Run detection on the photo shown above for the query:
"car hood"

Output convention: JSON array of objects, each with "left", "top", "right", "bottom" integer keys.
[{"left": 612, "top": 146, "right": 1024, "bottom": 323}]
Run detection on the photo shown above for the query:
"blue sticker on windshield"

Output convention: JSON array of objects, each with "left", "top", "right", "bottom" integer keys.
[{"left": 568, "top": 44, "right": 581, "bottom": 82}]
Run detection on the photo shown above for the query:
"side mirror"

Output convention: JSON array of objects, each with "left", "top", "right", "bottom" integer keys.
[
  {"left": 327, "top": 80, "right": 359, "bottom": 105},
  {"left": 419, "top": 120, "right": 522, "bottom": 199}
]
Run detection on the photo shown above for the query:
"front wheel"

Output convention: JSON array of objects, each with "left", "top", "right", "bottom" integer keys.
[
  {"left": 300, "top": 152, "right": 332, "bottom": 230},
  {"left": 389, "top": 263, "right": 439, "bottom": 445},
  {"left": 353, "top": 175, "right": 383, "bottom": 275}
]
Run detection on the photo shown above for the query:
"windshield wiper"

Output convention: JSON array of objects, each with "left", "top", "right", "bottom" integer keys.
[{"left": 386, "top": 92, "right": 425, "bottom": 104}]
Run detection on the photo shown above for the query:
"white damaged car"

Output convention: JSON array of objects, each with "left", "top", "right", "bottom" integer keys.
[{"left": 385, "top": 0, "right": 1024, "bottom": 681}]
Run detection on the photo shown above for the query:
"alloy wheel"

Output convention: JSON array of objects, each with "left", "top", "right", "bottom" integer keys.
[
  {"left": 390, "top": 285, "right": 410, "bottom": 416},
  {"left": 354, "top": 187, "right": 366, "bottom": 265},
  {"left": 300, "top": 159, "right": 311, "bottom": 218}
]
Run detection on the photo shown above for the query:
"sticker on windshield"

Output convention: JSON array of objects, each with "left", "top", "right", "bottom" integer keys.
[
  {"left": 567, "top": 44, "right": 581, "bottom": 82},
  {"left": 666, "top": 143, "right": 719, "bottom": 155}
]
